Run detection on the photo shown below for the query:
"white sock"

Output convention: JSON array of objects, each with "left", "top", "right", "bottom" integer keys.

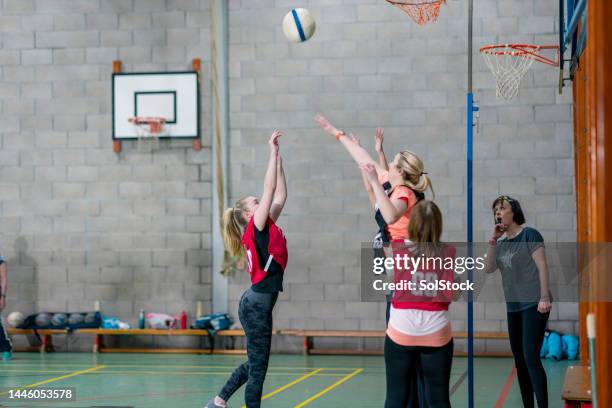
[{"left": 214, "top": 396, "right": 226, "bottom": 407}]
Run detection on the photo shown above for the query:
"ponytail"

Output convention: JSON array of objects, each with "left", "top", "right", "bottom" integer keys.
[
  {"left": 222, "top": 207, "right": 244, "bottom": 258},
  {"left": 222, "top": 197, "right": 251, "bottom": 257},
  {"left": 397, "top": 150, "right": 435, "bottom": 200},
  {"left": 416, "top": 173, "right": 435, "bottom": 200}
]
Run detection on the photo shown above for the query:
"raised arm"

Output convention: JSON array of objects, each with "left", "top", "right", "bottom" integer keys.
[
  {"left": 361, "top": 171, "right": 376, "bottom": 207},
  {"left": 359, "top": 163, "right": 407, "bottom": 224},
  {"left": 269, "top": 154, "right": 287, "bottom": 222},
  {"left": 315, "top": 115, "right": 386, "bottom": 174},
  {"left": 375, "top": 128, "right": 389, "bottom": 171},
  {"left": 483, "top": 222, "right": 505, "bottom": 273},
  {"left": 347, "top": 134, "right": 376, "bottom": 206},
  {"left": 253, "top": 130, "right": 281, "bottom": 230}
]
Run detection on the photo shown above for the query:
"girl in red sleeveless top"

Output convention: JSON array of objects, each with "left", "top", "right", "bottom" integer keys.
[
  {"left": 205, "top": 130, "right": 287, "bottom": 408},
  {"left": 384, "top": 200, "right": 457, "bottom": 408}
]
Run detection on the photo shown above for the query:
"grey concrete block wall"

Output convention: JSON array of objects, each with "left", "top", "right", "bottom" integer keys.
[
  {"left": 0, "top": 0, "right": 214, "bottom": 337},
  {"left": 226, "top": 0, "right": 577, "bottom": 353},
  {"left": 1, "top": 0, "right": 577, "bottom": 353}
]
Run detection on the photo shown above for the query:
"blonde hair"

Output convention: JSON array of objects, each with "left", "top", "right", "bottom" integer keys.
[
  {"left": 396, "top": 150, "right": 435, "bottom": 199},
  {"left": 222, "top": 197, "right": 250, "bottom": 257},
  {"left": 407, "top": 200, "right": 443, "bottom": 257}
]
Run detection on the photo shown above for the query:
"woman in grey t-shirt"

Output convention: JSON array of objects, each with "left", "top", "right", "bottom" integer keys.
[{"left": 483, "top": 195, "right": 552, "bottom": 408}]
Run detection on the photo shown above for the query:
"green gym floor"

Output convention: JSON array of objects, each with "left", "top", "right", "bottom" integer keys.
[{"left": 0, "top": 353, "right": 570, "bottom": 407}]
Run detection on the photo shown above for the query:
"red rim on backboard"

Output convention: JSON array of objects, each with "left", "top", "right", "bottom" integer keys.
[
  {"left": 386, "top": 0, "right": 447, "bottom": 26},
  {"left": 128, "top": 116, "right": 166, "bottom": 150},
  {"left": 480, "top": 44, "right": 560, "bottom": 100},
  {"left": 480, "top": 44, "right": 560, "bottom": 66},
  {"left": 128, "top": 116, "right": 166, "bottom": 134}
]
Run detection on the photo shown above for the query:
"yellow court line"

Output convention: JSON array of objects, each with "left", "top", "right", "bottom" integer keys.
[
  {"left": 0, "top": 369, "right": 345, "bottom": 378},
  {"left": 5, "top": 362, "right": 363, "bottom": 370},
  {"left": 103, "top": 370, "right": 331, "bottom": 377},
  {"left": 242, "top": 369, "right": 322, "bottom": 408},
  {"left": 100, "top": 370, "right": 344, "bottom": 378},
  {"left": 294, "top": 368, "right": 363, "bottom": 408},
  {"left": 0, "top": 365, "right": 105, "bottom": 396},
  {"left": 0, "top": 369, "right": 71, "bottom": 374}
]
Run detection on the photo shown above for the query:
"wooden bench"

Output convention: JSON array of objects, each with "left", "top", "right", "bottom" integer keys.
[
  {"left": 8, "top": 327, "right": 511, "bottom": 356},
  {"left": 8, "top": 327, "right": 250, "bottom": 354},
  {"left": 453, "top": 331, "right": 512, "bottom": 357},
  {"left": 7, "top": 328, "right": 68, "bottom": 353},
  {"left": 561, "top": 365, "right": 593, "bottom": 408},
  {"left": 286, "top": 330, "right": 510, "bottom": 356},
  {"left": 76, "top": 328, "right": 261, "bottom": 354},
  {"left": 78, "top": 328, "right": 216, "bottom": 354}
]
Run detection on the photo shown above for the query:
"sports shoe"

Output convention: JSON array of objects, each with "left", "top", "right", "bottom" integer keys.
[
  {"left": 204, "top": 397, "right": 226, "bottom": 408},
  {"left": 2, "top": 351, "right": 12, "bottom": 361}
]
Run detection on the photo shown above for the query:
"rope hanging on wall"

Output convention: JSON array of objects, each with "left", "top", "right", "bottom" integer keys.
[{"left": 211, "top": 0, "right": 242, "bottom": 276}]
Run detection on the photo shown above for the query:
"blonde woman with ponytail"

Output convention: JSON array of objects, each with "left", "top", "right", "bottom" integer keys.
[
  {"left": 205, "top": 130, "right": 288, "bottom": 408},
  {"left": 315, "top": 115, "right": 434, "bottom": 408},
  {"left": 315, "top": 114, "right": 434, "bottom": 244}
]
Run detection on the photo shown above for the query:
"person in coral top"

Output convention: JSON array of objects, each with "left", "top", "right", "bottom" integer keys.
[
  {"left": 315, "top": 115, "right": 436, "bottom": 408},
  {"left": 314, "top": 115, "right": 434, "bottom": 249}
]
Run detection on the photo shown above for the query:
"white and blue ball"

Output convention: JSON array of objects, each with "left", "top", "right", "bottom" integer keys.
[
  {"left": 35, "top": 313, "right": 52, "bottom": 327},
  {"left": 7, "top": 312, "right": 25, "bottom": 328},
  {"left": 282, "top": 8, "right": 316, "bottom": 43},
  {"left": 51, "top": 313, "right": 68, "bottom": 327},
  {"left": 68, "top": 313, "right": 84, "bottom": 325}
]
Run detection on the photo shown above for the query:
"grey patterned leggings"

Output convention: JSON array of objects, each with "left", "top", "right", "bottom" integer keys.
[{"left": 219, "top": 288, "right": 278, "bottom": 407}]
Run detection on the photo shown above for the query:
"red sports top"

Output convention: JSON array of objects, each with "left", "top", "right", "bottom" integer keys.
[
  {"left": 242, "top": 217, "right": 288, "bottom": 285},
  {"left": 391, "top": 240, "right": 455, "bottom": 311}
]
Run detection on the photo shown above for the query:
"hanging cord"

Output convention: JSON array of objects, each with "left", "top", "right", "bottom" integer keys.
[{"left": 211, "top": 0, "right": 235, "bottom": 276}]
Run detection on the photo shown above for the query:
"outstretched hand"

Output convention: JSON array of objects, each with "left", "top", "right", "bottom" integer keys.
[
  {"left": 314, "top": 114, "right": 341, "bottom": 137},
  {"left": 359, "top": 162, "right": 378, "bottom": 183},
  {"left": 375, "top": 128, "right": 384, "bottom": 152},
  {"left": 269, "top": 130, "right": 282, "bottom": 153}
]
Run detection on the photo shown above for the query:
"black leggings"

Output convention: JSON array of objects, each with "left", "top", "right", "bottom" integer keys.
[
  {"left": 385, "top": 295, "right": 427, "bottom": 408},
  {"left": 385, "top": 300, "right": 423, "bottom": 408},
  {"left": 507, "top": 306, "right": 550, "bottom": 408},
  {"left": 0, "top": 317, "right": 12, "bottom": 352},
  {"left": 384, "top": 336, "right": 453, "bottom": 408},
  {"left": 218, "top": 288, "right": 278, "bottom": 408}
]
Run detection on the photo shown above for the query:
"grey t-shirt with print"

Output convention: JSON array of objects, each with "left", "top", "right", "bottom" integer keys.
[{"left": 495, "top": 226, "right": 544, "bottom": 312}]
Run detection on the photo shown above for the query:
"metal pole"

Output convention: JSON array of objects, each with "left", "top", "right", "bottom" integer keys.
[
  {"left": 468, "top": 0, "right": 473, "bottom": 93},
  {"left": 467, "top": 0, "right": 475, "bottom": 407}
]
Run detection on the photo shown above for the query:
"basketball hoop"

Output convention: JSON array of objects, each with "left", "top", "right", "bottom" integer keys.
[
  {"left": 480, "top": 44, "right": 560, "bottom": 100},
  {"left": 128, "top": 116, "right": 166, "bottom": 151},
  {"left": 386, "top": 0, "right": 447, "bottom": 26}
]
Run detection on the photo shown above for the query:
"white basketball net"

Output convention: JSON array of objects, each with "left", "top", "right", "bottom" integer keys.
[
  {"left": 386, "top": 0, "right": 446, "bottom": 26},
  {"left": 481, "top": 46, "right": 535, "bottom": 100},
  {"left": 129, "top": 117, "right": 165, "bottom": 151}
]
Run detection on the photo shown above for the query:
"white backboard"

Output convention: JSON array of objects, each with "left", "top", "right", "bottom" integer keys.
[{"left": 112, "top": 71, "right": 199, "bottom": 139}]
